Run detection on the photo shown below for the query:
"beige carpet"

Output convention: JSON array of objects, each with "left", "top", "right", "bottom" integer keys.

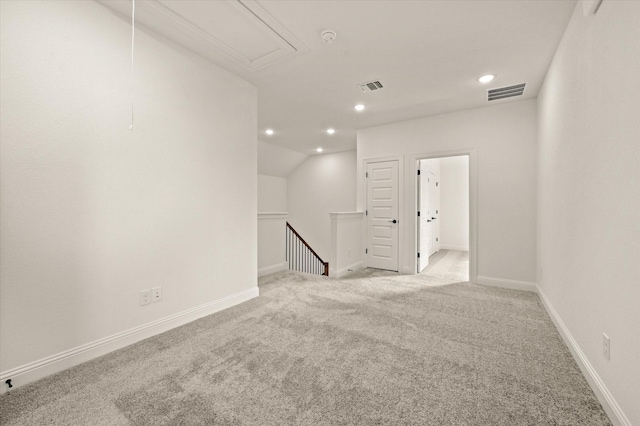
[
  {"left": 419, "top": 249, "right": 469, "bottom": 283},
  {"left": 0, "top": 270, "right": 610, "bottom": 425}
]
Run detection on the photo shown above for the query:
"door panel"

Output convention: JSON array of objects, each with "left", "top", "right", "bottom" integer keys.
[
  {"left": 372, "top": 206, "right": 392, "bottom": 218},
  {"left": 419, "top": 162, "right": 440, "bottom": 268},
  {"left": 419, "top": 167, "right": 430, "bottom": 272},
  {"left": 428, "top": 171, "right": 440, "bottom": 256},
  {"left": 427, "top": 172, "right": 436, "bottom": 256},
  {"left": 372, "top": 225, "right": 392, "bottom": 239},
  {"left": 367, "top": 161, "right": 399, "bottom": 271},
  {"left": 372, "top": 244, "right": 392, "bottom": 258},
  {"left": 372, "top": 187, "right": 392, "bottom": 199}
]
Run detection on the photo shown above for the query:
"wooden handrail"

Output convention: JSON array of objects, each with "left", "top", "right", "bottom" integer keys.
[
  {"left": 287, "top": 222, "right": 329, "bottom": 276},
  {"left": 286, "top": 222, "right": 326, "bottom": 264}
]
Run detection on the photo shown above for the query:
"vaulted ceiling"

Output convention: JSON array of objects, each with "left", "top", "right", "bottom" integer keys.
[{"left": 101, "top": 0, "right": 577, "bottom": 156}]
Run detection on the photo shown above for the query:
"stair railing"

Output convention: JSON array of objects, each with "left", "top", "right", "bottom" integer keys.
[{"left": 286, "top": 222, "right": 329, "bottom": 276}]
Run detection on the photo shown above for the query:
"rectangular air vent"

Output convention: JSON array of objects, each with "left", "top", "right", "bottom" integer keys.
[
  {"left": 487, "top": 83, "right": 526, "bottom": 101},
  {"left": 359, "top": 80, "right": 384, "bottom": 92}
]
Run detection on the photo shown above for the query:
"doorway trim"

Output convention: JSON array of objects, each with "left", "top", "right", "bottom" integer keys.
[
  {"left": 411, "top": 149, "right": 477, "bottom": 283},
  {"left": 362, "top": 155, "right": 404, "bottom": 271}
]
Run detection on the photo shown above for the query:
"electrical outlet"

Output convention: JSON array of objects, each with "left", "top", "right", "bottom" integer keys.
[
  {"left": 603, "top": 333, "right": 610, "bottom": 360},
  {"left": 151, "top": 286, "right": 162, "bottom": 302},
  {"left": 139, "top": 289, "right": 151, "bottom": 306}
]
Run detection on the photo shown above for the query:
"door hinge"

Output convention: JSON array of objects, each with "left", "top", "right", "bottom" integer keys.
[
  {"left": 436, "top": 210, "right": 438, "bottom": 214},
  {"left": 417, "top": 170, "right": 421, "bottom": 175},
  {"left": 436, "top": 237, "right": 438, "bottom": 242},
  {"left": 417, "top": 252, "right": 420, "bottom": 258},
  {"left": 366, "top": 172, "right": 368, "bottom": 178},
  {"left": 365, "top": 248, "right": 368, "bottom": 254},
  {"left": 436, "top": 182, "right": 439, "bottom": 186},
  {"left": 365, "top": 210, "right": 368, "bottom": 216},
  {"left": 417, "top": 211, "right": 420, "bottom": 216}
]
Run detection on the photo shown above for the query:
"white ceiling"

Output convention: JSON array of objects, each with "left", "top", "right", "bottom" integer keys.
[
  {"left": 101, "top": 0, "right": 577, "bottom": 155},
  {"left": 257, "top": 140, "right": 307, "bottom": 177}
]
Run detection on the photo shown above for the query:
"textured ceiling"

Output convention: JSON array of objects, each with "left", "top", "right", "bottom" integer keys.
[{"left": 101, "top": 0, "right": 577, "bottom": 156}]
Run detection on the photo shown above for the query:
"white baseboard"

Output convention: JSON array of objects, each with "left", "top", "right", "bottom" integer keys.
[
  {"left": 438, "top": 245, "right": 469, "bottom": 252},
  {"left": 0, "top": 286, "right": 259, "bottom": 394},
  {"left": 537, "top": 286, "right": 630, "bottom": 426},
  {"left": 258, "top": 261, "right": 288, "bottom": 277},
  {"left": 330, "top": 261, "right": 364, "bottom": 278},
  {"left": 475, "top": 275, "right": 537, "bottom": 292}
]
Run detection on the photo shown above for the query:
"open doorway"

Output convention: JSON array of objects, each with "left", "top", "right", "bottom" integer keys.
[{"left": 417, "top": 155, "right": 469, "bottom": 283}]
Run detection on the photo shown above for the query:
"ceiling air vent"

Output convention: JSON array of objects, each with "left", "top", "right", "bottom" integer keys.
[
  {"left": 359, "top": 80, "right": 384, "bottom": 93},
  {"left": 487, "top": 83, "right": 526, "bottom": 101}
]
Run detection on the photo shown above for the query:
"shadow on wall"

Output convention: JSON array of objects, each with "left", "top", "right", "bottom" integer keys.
[{"left": 286, "top": 150, "right": 357, "bottom": 261}]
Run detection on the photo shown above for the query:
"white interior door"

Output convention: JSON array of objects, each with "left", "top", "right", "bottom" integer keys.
[
  {"left": 427, "top": 171, "right": 439, "bottom": 256},
  {"left": 433, "top": 173, "right": 440, "bottom": 254},
  {"left": 367, "top": 160, "right": 399, "bottom": 271},
  {"left": 419, "top": 158, "right": 441, "bottom": 261},
  {"left": 418, "top": 168, "right": 430, "bottom": 272}
]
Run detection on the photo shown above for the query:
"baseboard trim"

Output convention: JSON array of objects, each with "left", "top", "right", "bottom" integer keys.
[
  {"left": 0, "top": 286, "right": 259, "bottom": 394},
  {"left": 438, "top": 245, "right": 469, "bottom": 252},
  {"left": 258, "top": 261, "right": 288, "bottom": 277},
  {"left": 330, "top": 261, "right": 364, "bottom": 278},
  {"left": 537, "top": 286, "right": 630, "bottom": 426},
  {"left": 475, "top": 275, "right": 537, "bottom": 292}
]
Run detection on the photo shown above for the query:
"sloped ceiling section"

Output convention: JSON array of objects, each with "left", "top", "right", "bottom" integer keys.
[
  {"left": 258, "top": 141, "right": 307, "bottom": 177},
  {"left": 98, "top": 0, "right": 307, "bottom": 72}
]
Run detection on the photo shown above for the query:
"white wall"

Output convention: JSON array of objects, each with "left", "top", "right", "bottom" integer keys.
[
  {"left": 258, "top": 213, "right": 288, "bottom": 276},
  {"left": 537, "top": 2, "right": 640, "bottom": 424},
  {"left": 358, "top": 99, "right": 537, "bottom": 282},
  {"left": 329, "top": 212, "right": 364, "bottom": 278},
  {"left": 288, "top": 151, "right": 357, "bottom": 261},
  {"left": 439, "top": 156, "right": 469, "bottom": 251},
  {"left": 258, "top": 175, "right": 287, "bottom": 212},
  {"left": 0, "top": 0, "right": 257, "bottom": 378}
]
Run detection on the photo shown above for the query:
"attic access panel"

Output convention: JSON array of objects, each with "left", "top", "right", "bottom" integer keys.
[{"left": 99, "top": 0, "right": 307, "bottom": 71}]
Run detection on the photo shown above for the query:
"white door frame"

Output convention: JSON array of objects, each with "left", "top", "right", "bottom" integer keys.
[
  {"left": 412, "top": 149, "right": 477, "bottom": 283},
  {"left": 362, "top": 156, "right": 403, "bottom": 271}
]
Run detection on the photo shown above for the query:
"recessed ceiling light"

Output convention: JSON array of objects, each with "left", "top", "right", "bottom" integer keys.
[
  {"left": 478, "top": 74, "right": 495, "bottom": 84},
  {"left": 265, "top": 129, "right": 274, "bottom": 135},
  {"left": 326, "top": 128, "right": 335, "bottom": 135},
  {"left": 354, "top": 104, "right": 365, "bottom": 112},
  {"left": 316, "top": 147, "right": 323, "bottom": 153}
]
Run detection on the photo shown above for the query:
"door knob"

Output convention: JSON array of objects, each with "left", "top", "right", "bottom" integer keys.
[
  {"left": 431, "top": 217, "right": 437, "bottom": 220},
  {"left": 388, "top": 219, "right": 397, "bottom": 223},
  {"left": 427, "top": 220, "right": 432, "bottom": 223}
]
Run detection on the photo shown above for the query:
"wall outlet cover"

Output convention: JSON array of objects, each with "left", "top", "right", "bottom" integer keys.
[
  {"left": 139, "top": 289, "right": 152, "bottom": 306},
  {"left": 152, "top": 286, "right": 162, "bottom": 302}
]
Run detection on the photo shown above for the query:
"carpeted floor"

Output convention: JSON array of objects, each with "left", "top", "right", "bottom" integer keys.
[
  {"left": 419, "top": 249, "right": 469, "bottom": 283},
  {"left": 0, "top": 269, "right": 610, "bottom": 425}
]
